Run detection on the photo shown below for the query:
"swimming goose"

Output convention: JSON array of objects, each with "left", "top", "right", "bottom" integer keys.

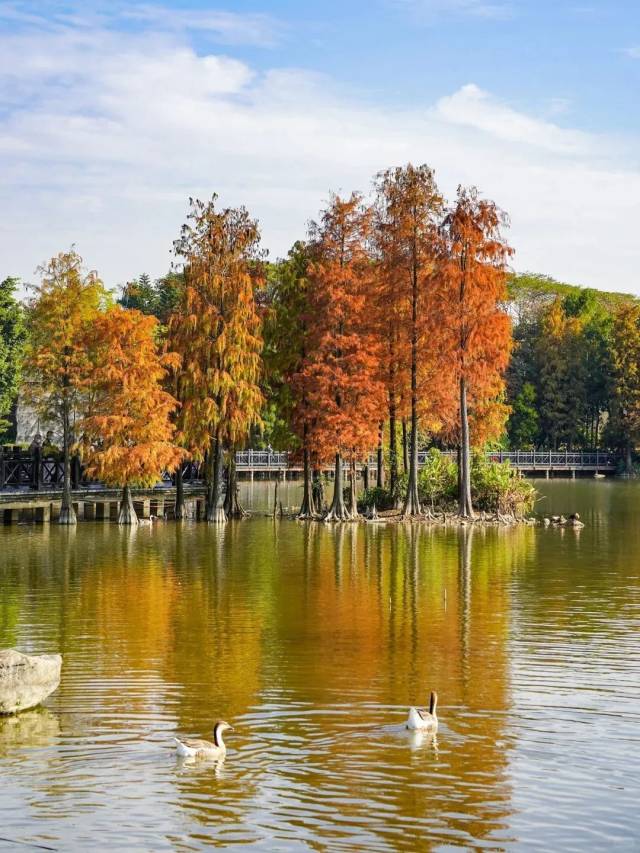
[
  {"left": 173, "top": 721, "right": 233, "bottom": 759},
  {"left": 406, "top": 691, "right": 438, "bottom": 731}
]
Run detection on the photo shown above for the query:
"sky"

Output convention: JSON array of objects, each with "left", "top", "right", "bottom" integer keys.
[{"left": 1, "top": 0, "right": 639, "bottom": 293}]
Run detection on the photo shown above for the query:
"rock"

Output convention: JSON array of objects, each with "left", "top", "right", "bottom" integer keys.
[{"left": 0, "top": 650, "right": 62, "bottom": 716}]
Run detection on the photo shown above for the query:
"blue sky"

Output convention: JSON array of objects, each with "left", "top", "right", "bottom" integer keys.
[{"left": 1, "top": 0, "right": 639, "bottom": 291}]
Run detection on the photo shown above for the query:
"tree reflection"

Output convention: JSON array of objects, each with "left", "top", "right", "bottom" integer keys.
[{"left": 0, "top": 518, "right": 539, "bottom": 848}]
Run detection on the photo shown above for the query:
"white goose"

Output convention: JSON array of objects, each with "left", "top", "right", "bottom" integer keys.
[
  {"left": 406, "top": 691, "right": 438, "bottom": 732},
  {"left": 173, "top": 721, "right": 233, "bottom": 759}
]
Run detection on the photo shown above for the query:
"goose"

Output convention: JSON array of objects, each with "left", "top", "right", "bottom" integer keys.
[
  {"left": 173, "top": 721, "right": 233, "bottom": 759},
  {"left": 406, "top": 691, "right": 438, "bottom": 732}
]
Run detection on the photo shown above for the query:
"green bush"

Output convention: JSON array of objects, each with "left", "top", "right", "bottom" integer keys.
[
  {"left": 417, "top": 449, "right": 458, "bottom": 509},
  {"left": 470, "top": 453, "right": 536, "bottom": 515},
  {"left": 355, "top": 450, "right": 536, "bottom": 516}
]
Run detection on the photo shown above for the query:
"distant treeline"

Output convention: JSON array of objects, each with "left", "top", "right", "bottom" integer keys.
[{"left": 506, "top": 273, "right": 639, "bottom": 463}]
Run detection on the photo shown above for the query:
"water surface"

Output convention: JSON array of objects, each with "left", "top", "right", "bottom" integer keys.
[{"left": 0, "top": 480, "right": 639, "bottom": 850}]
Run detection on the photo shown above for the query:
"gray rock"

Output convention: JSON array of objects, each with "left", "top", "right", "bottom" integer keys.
[{"left": 0, "top": 650, "right": 62, "bottom": 715}]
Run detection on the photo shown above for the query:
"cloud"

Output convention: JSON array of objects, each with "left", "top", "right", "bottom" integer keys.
[
  {"left": 121, "top": 4, "right": 283, "bottom": 47},
  {"left": 1, "top": 9, "right": 639, "bottom": 295},
  {"left": 390, "top": 0, "right": 513, "bottom": 21},
  {"left": 433, "top": 84, "right": 589, "bottom": 154},
  {"left": 0, "top": 2, "right": 282, "bottom": 47},
  {"left": 622, "top": 46, "right": 640, "bottom": 59}
]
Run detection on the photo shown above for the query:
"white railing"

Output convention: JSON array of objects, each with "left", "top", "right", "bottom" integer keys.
[
  {"left": 235, "top": 450, "right": 289, "bottom": 468},
  {"left": 233, "top": 449, "right": 616, "bottom": 469}
]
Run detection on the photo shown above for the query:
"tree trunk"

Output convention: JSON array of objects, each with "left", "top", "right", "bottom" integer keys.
[
  {"left": 312, "top": 469, "right": 324, "bottom": 514},
  {"left": 376, "top": 422, "right": 384, "bottom": 488},
  {"left": 625, "top": 444, "right": 634, "bottom": 477},
  {"left": 174, "top": 463, "right": 187, "bottom": 519},
  {"left": 363, "top": 461, "right": 369, "bottom": 492},
  {"left": 458, "top": 377, "right": 474, "bottom": 518},
  {"left": 403, "top": 409, "right": 421, "bottom": 516},
  {"left": 402, "top": 419, "right": 409, "bottom": 474},
  {"left": 224, "top": 454, "right": 246, "bottom": 517},
  {"left": 223, "top": 462, "right": 231, "bottom": 516},
  {"left": 349, "top": 457, "right": 358, "bottom": 519},
  {"left": 402, "top": 261, "right": 421, "bottom": 518},
  {"left": 59, "top": 396, "right": 77, "bottom": 526},
  {"left": 205, "top": 431, "right": 227, "bottom": 522},
  {"left": 325, "top": 453, "right": 349, "bottom": 521},
  {"left": 298, "top": 442, "right": 316, "bottom": 518},
  {"left": 389, "top": 400, "right": 398, "bottom": 495},
  {"left": 118, "top": 483, "right": 138, "bottom": 525}
]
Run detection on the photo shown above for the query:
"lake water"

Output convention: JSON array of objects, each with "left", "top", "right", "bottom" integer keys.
[{"left": 0, "top": 480, "right": 639, "bottom": 851}]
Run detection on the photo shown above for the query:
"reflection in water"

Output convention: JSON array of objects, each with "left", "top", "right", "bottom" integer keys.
[
  {"left": 407, "top": 728, "right": 438, "bottom": 755},
  {"left": 0, "top": 481, "right": 639, "bottom": 850},
  {"left": 0, "top": 708, "right": 60, "bottom": 752}
]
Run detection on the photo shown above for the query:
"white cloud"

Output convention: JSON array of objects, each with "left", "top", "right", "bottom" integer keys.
[
  {"left": 623, "top": 46, "right": 640, "bottom": 59},
  {"left": 433, "top": 84, "right": 589, "bottom": 154},
  {"left": 391, "top": 0, "right": 513, "bottom": 21},
  {"left": 1, "top": 12, "right": 639, "bottom": 295},
  {"left": 0, "top": 2, "right": 282, "bottom": 47},
  {"left": 121, "top": 4, "right": 283, "bottom": 47}
]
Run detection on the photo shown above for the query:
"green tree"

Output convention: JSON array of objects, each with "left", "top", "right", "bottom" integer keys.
[
  {"left": 507, "top": 382, "right": 539, "bottom": 448},
  {"left": 607, "top": 303, "right": 640, "bottom": 473},
  {"left": 119, "top": 273, "right": 155, "bottom": 314},
  {"left": 0, "top": 278, "right": 27, "bottom": 440},
  {"left": 262, "top": 242, "right": 319, "bottom": 516},
  {"left": 536, "top": 299, "right": 587, "bottom": 449},
  {"left": 119, "top": 272, "right": 183, "bottom": 326}
]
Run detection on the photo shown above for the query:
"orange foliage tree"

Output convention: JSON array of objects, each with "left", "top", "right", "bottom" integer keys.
[
  {"left": 169, "top": 196, "right": 264, "bottom": 522},
  {"left": 81, "top": 306, "right": 183, "bottom": 524},
  {"left": 24, "top": 250, "right": 108, "bottom": 525},
  {"left": 292, "top": 193, "right": 385, "bottom": 520},
  {"left": 373, "top": 165, "right": 449, "bottom": 516},
  {"left": 439, "top": 187, "right": 513, "bottom": 517}
]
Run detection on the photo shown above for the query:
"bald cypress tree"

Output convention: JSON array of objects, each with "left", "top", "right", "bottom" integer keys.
[{"left": 169, "top": 196, "right": 264, "bottom": 522}]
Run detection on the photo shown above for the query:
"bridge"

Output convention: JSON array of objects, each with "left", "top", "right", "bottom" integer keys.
[
  {"left": 235, "top": 449, "right": 617, "bottom": 478},
  {"left": 0, "top": 447, "right": 617, "bottom": 495},
  {"left": 0, "top": 447, "right": 618, "bottom": 524}
]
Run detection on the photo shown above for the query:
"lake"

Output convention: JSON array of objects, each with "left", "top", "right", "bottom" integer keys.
[{"left": 1, "top": 479, "right": 639, "bottom": 851}]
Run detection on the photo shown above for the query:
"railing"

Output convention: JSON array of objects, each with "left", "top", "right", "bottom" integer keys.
[
  {"left": 0, "top": 446, "right": 618, "bottom": 492},
  {"left": 233, "top": 449, "right": 617, "bottom": 470},
  {"left": 479, "top": 450, "right": 615, "bottom": 468},
  {"left": 235, "top": 450, "right": 289, "bottom": 468}
]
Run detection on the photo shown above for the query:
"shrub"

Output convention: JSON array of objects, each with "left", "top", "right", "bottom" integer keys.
[
  {"left": 417, "top": 449, "right": 458, "bottom": 509},
  {"left": 470, "top": 453, "right": 536, "bottom": 515},
  {"left": 355, "top": 450, "right": 536, "bottom": 516}
]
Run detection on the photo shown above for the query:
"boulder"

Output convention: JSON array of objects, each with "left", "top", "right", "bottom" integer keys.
[{"left": 0, "top": 650, "right": 62, "bottom": 715}]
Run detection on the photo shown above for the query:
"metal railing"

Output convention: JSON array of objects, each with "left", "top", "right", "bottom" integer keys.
[
  {"left": 479, "top": 450, "right": 615, "bottom": 468},
  {"left": 0, "top": 446, "right": 618, "bottom": 492},
  {"left": 235, "top": 450, "right": 289, "bottom": 468}
]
